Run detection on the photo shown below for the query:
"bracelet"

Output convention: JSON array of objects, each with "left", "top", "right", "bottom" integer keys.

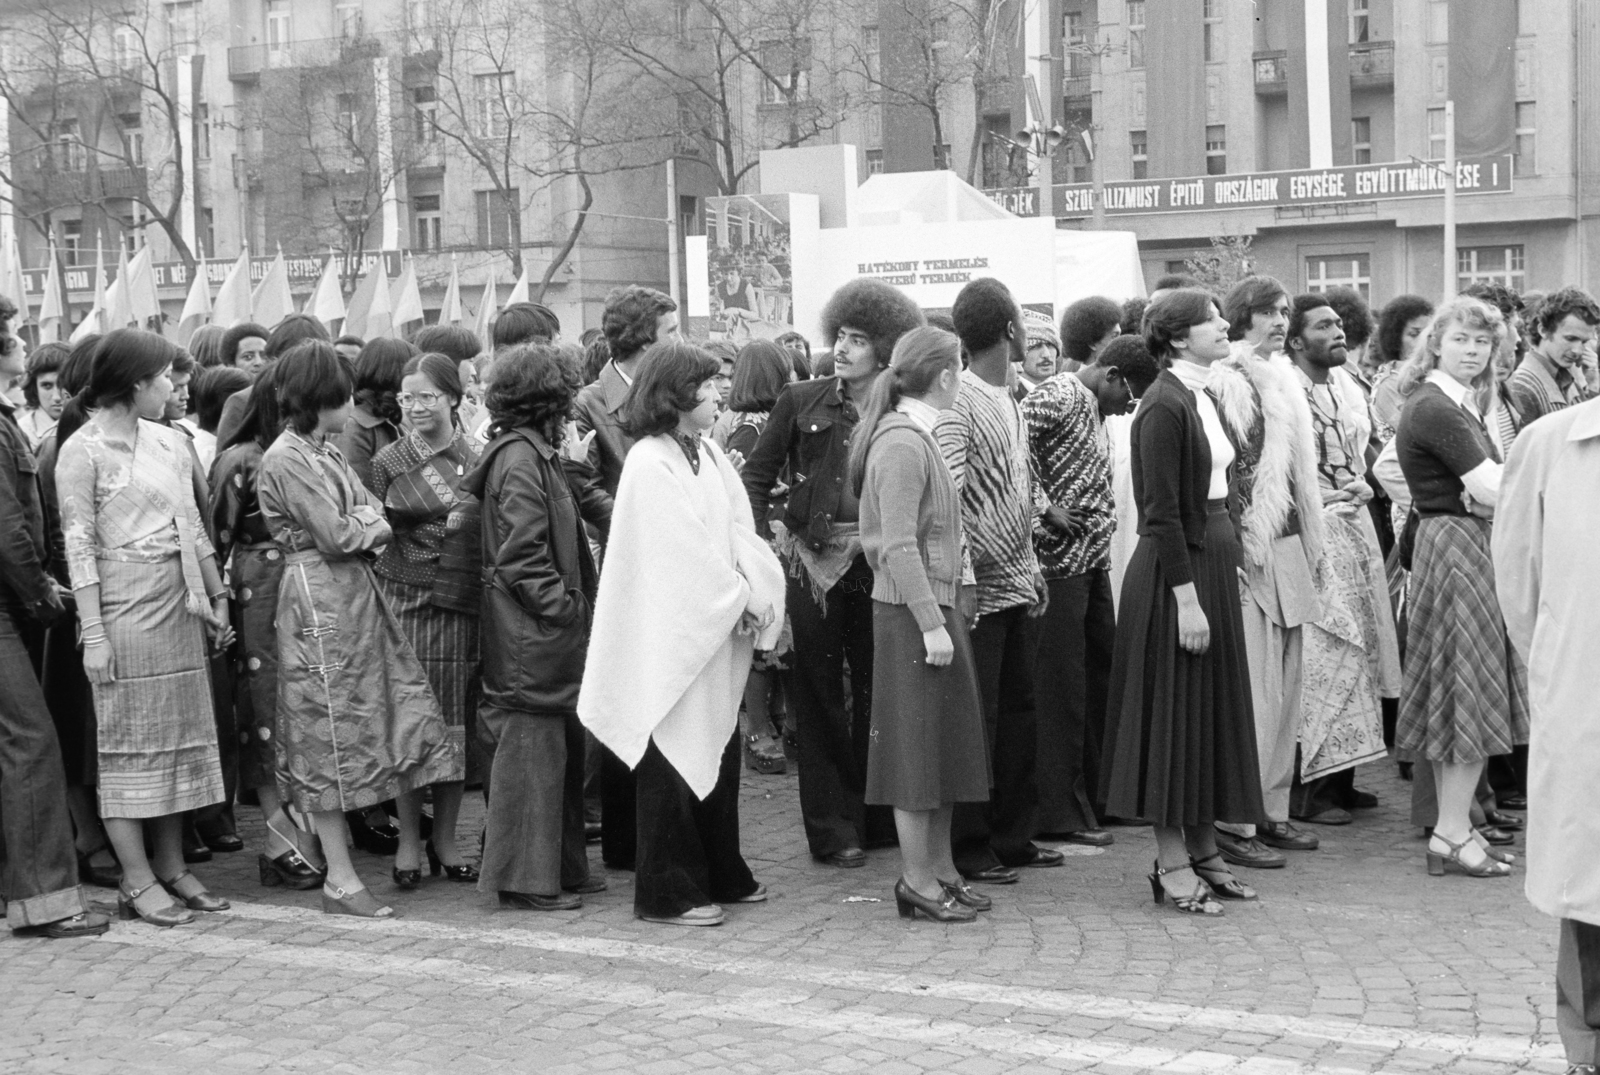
[
  {"left": 207, "top": 590, "right": 229, "bottom": 602},
  {"left": 78, "top": 618, "right": 104, "bottom": 629},
  {"left": 81, "top": 634, "right": 109, "bottom": 647}
]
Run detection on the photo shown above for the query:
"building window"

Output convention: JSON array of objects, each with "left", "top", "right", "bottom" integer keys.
[
  {"left": 413, "top": 194, "right": 441, "bottom": 251},
  {"left": 120, "top": 113, "right": 144, "bottom": 166},
  {"left": 336, "top": 93, "right": 359, "bottom": 141},
  {"left": 861, "top": 26, "right": 880, "bottom": 84},
  {"left": 475, "top": 188, "right": 519, "bottom": 248},
  {"left": 1427, "top": 0, "right": 1448, "bottom": 43},
  {"left": 1064, "top": 12, "right": 1089, "bottom": 77},
  {"left": 200, "top": 207, "right": 215, "bottom": 258},
  {"left": 679, "top": 194, "right": 699, "bottom": 237},
  {"left": 266, "top": 0, "right": 292, "bottom": 58},
  {"left": 166, "top": 1, "right": 198, "bottom": 55},
  {"left": 54, "top": 120, "right": 85, "bottom": 172},
  {"left": 1205, "top": 124, "right": 1226, "bottom": 175},
  {"left": 113, "top": 25, "right": 140, "bottom": 71},
  {"left": 929, "top": 17, "right": 949, "bottom": 48},
  {"left": 1202, "top": 0, "right": 1221, "bottom": 62},
  {"left": 62, "top": 220, "right": 83, "bottom": 265},
  {"left": 760, "top": 40, "right": 812, "bottom": 105},
  {"left": 1126, "top": 1, "right": 1145, "bottom": 69},
  {"left": 1306, "top": 253, "right": 1372, "bottom": 300},
  {"left": 1458, "top": 245, "right": 1525, "bottom": 291},
  {"left": 1514, "top": 101, "right": 1536, "bottom": 175},
  {"left": 865, "top": 149, "right": 884, "bottom": 175},
  {"left": 1349, "top": 0, "right": 1370, "bottom": 44},
  {"left": 194, "top": 103, "right": 211, "bottom": 159},
  {"left": 335, "top": 2, "right": 363, "bottom": 39},
  {"left": 674, "top": 0, "right": 691, "bottom": 42},
  {"left": 1351, "top": 116, "right": 1371, "bottom": 164},
  {"left": 412, "top": 85, "right": 437, "bottom": 143},
  {"left": 1426, "top": 107, "right": 1445, "bottom": 159},
  {"left": 475, "top": 72, "right": 513, "bottom": 138},
  {"left": 1130, "top": 129, "right": 1147, "bottom": 179}
]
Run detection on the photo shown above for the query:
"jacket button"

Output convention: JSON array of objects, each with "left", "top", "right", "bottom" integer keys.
[
  {"left": 247, "top": 657, "right": 261, "bottom": 671},
  {"left": 266, "top": 549, "right": 280, "bottom": 561}
]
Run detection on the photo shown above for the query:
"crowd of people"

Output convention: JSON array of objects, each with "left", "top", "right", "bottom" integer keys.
[{"left": 1, "top": 266, "right": 1596, "bottom": 1059}]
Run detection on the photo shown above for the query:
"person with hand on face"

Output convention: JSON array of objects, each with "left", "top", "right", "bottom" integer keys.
[
  {"left": 939, "top": 278, "right": 1060, "bottom": 885},
  {"left": 741, "top": 279, "right": 925, "bottom": 870},
  {"left": 578, "top": 340, "right": 784, "bottom": 927},
  {"left": 850, "top": 327, "right": 990, "bottom": 922},
  {"left": 257, "top": 341, "right": 459, "bottom": 919},
  {"left": 1024, "top": 334, "right": 1160, "bottom": 849},
  {"left": 1283, "top": 296, "right": 1400, "bottom": 826},
  {"left": 1101, "top": 290, "right": 1264, "bottom": 916},
  {"left": 56, "top": 329, "right": 235, "bottom": 928},
  {"left": 1392, "top": 297, "right": 1527, "bottom": 881},
  {"left": 1507, "top": 287, "right": 1600, "bottom": 425}
]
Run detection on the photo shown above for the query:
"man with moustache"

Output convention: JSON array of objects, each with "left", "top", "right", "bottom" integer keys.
[
  {"left": 1508, "top": 287, "right": 1600, "bottom": 424},
  {"left": 1283, "top": 296, "right": 1400, "bottom": 824}
]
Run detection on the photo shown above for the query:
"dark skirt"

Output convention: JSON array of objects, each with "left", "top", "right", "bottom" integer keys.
[
  {"left": 42, "top": 618, "right": 96, "bottom": 786},
  {"left": 231, "top": 545, "right": 284, "bottom": 792},
  {"left": 864, "top": 602, "right": 990, "bottom": 811},
  {"left": 1395, "top": 515, "right": 1529, "bottom": 763},
  {"left": 1101, "top": 505, "right": 1264, "bottom": 827}
]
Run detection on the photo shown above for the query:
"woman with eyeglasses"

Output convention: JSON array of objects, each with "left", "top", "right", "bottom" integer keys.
[{"left": 367, "top": 353, "right": 483, "bottom": 889}]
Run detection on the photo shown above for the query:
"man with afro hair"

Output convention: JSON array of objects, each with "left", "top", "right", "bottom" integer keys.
[{"left": 742, "top": 277, "right": 923, "bottom": 868}]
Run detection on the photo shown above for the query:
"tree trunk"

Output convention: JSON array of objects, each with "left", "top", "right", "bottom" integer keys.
[{"left": 536, "top": 173, "right": 592, "bottom": 304}]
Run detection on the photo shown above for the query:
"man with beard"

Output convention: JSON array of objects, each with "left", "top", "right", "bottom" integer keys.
[{"left": 1282, "top": 296, "right": 1400, "bottom": 824}]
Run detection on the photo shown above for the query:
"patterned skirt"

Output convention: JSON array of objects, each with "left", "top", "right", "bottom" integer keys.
[
  {"left": 377, "top": 575, "right": 477, "bottom": 783},
  {"left": 1395, "top": 515, "right": 1530, "bottom": 763},
  {"left": 93, "top": 556, "right": 224, "bottom": 819}
]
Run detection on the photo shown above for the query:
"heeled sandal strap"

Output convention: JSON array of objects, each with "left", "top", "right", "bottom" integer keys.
[
  {"left": 159, "top": 870, "right": 196, "bottom": 888},
  {"left": 120, "top": 878, "right": 162, "bottom": 901}
]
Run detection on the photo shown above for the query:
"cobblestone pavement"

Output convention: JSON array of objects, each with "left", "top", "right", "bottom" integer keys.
[{"left": 1, "top": 760, "right": 1567, "bottom": 1074}]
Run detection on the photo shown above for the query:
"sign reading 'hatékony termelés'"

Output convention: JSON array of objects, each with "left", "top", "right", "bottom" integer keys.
[{"left": 984, "top": 155, "right": 1514, "bottom": 219}]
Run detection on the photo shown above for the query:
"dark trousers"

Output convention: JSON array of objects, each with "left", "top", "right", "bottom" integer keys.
[
  {"left": 0, "top": 608, "right": 87, "bottom": 929},
  {"left": 477, "top": 707, "right": 590, "bottom": 896},
  {"left": 600, "top": 745, "right": 636, "bottom": 869},
  {"left": 192, "top": 650, "right": 237, "bottom": 840},
  {"left": 634, "top": 734, "right": 755, "bottom": 918},
  {"left": 783, "top": 558, "right": 893, "bottom": 858},
  {"left": 1487, "top": 744, "right": 1529, "bottom": 797},
  {"left": 1560, "top": 918, "right": 1600, "bottom": 1066},
  {"left": 953, "top": 603, "right": 1041, "bottom": 873},
  {"left": 1034, "top": 571, "right": 1113, "bottom": 835}
]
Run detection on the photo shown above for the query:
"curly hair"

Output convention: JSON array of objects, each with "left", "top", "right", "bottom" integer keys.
[
  {"left": 819, "top": 279, "right": 925, "bottom": 370},
  {"left": 1396, "top": 296, "right": 1504, "bottom": 403},
  {"left": 581, "top": 334, "right": 611, "bottom": 385},
  {"left": 1119, "top": 296, "right": 1147, "bottom": 336},
  {"left": 602, "top": 285, "right": 677, "bottom": 363},
  {"left": 484, "top": 342, "right": 581, "bottom": 443},
  {"left": 1318, "top": 287, "right": 1375, "bottom": 348},
  {"left": 619, "top": 339, "right": 720, "bottom": 439},
  {"left": 1375, "top": 295, "right": 1434, "bottom": 366},
  {"left": 222, "top": 322, "right": 270, "bottom": 367},
  {"left": 1060, "top": 296, "right": 1123, "bottom": 362},
  {"left": 1286, "top": 292, "right": 1341, "bottom": 346},
  {"left": 1528, "top": 285, "right": 1600, "bottom": 343},
  {"left": 951, "top": 278, "right": 1018, "bottom": 354}
]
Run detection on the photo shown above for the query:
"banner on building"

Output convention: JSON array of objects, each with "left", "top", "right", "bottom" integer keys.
[
  {"left": 984, "top": 155, "right": 1514, "bottom": 219},
  {"left": 16, "top": 250, "right": 404, "bottom": 299}
]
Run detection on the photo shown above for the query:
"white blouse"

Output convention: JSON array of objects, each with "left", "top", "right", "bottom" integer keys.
[{"left": 1169, "top": 360, "right": 1235, "bottom": 500}]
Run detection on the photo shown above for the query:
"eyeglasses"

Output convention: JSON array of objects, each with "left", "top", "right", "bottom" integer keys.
[{"left": 397, "top": 391, "right": 446, "bottom": 408}]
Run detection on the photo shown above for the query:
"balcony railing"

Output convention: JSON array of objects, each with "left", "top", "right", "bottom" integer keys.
[
  {"left": 1253, "top": 51, "right": 1288, "bottom": 94},
  {"left": 1063, "top": 74, "right": 1091, "bottom": 102},
  {"left": 228, "top": 32, "right": 390, "bottom": 80},
  {"left": 1349, "top": 41, "right": 1394, "bottom": 87}
]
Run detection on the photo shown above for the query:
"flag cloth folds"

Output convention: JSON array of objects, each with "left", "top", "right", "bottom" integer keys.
[
  {"left": 252, "top": 248, "right": 294, "bottom": 329},
  {"left": 309, "top": 253, "right": 345, "bottom": 330},
  {"left": 441, "top": 256, "right": 462, "bottom": 325},
  {"left": 212, "top": 249, "right": 253, "bottom": 328},
  {"left": 1449, "top": 0, "right": 1516, "bottom": 158},
  {"left": 345, "top": 258, "right": 393, "bottom": 340},
  {"left": 104, "top": 248, "right": 135, "bottom": 329},
  {"left": 38, "top": 247, "right": 64, "bottom": 344},
  {"left": 176, "top": 255, "right": 212, "bottom": 345},
  {"left": 472, "top": 265, "right": 497, "bottom": 347},
  {"left": 70, "top": 243, "right": 110, "bottom": 343},
  {"left": 127, "top": 247, "right": 161, "bottom": 327},
  {"left": 506, "top": 264, "right": 530, "bottom": 306},
  {"left": 3, "top": 232, "right": 29, "bottom": 326},
  {"left": 390, "top": 257, "right": 424, "bottom": 328}
]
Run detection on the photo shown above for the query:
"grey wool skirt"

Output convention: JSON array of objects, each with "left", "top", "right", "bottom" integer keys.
[{"left": 864, "top": 602, "right": 990, "bottom": 811}]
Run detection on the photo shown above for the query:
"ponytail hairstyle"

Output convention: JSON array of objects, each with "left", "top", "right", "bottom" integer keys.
[{"left": 847, "top": 325, "right": 961, "bottom": 496}]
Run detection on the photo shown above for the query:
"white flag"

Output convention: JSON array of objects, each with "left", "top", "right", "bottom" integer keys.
[
  {"left": 69, "top": 242, "right": 110, "bottom": 343},
  {"left": 309, "top": 253, "right": 345, "bottom": 329},
  {"left": 441, "top": 255, "right": 462, "bottom": 325},
  {"left": 127, "top": 247, "right": 162, "bottom": 327},
  {"left": 390, "top": 256, "right": 424, "bottom": 328},
  {"left": 472, "top": 265, "right": 497, "bottom": 348},
  {"left": 37, "top": 247, "right": 64, "bottom": 343},
  {"left": 251, "top": 247, "right": 294, "bottom": 328},
  {"left": 176, "top": 255, "right": 213, "bottom": 345},
  {"left": 505, "top": 263, "right": 530, "bottom": 306},
  {"left": 211, "top": 248, "right": 253, "bottom": 328}
]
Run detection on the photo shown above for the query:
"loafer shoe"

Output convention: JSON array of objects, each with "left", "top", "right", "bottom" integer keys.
[
  {"left": 1212, "top": 830, "right": 1286, "bottom": 869},
  {"left": 1297, "top": 807, "right": 1354, "bottom": 826},
  {"left": 1484, "top": 810, "right": 1524, "bottom": 831},
  {"left": 202, "top": 833, "right": 245, "bottom": 854},
  {"left": 1044, "top": 829, "right": 1114, "bottom": 847},
  {"left": 40, "top": 912, "right": 111, "bottom": 939},
  {"left": 820, "top": 848, "right": 866, "bottom": 868},
  {"left": 1344, "top": 788, "right": 1379, "bottom": 810},
  {"left": 1012, "top": 845, "right": 1066, "bottom": 868},
  {"left": 563, "top": 876, "right": 608, "bottom": 895},
  {"left": 181, "top": 844, "right": 213, "bottom": 864},
  {"left": 499, "top": 890, "right": 581, "bottom": 911},
  {"left": 1477, "top": 825, "right": 1516, "bottom": 846},
  {"left": 959, "top": 865, "right": 1020, "bottom": 885},
  {"left": 1258, "top": 821, "right": 1319, "bottom": 851},
  {"left": 1498, "top": 792, "right": 1527, "bottom": 810}
]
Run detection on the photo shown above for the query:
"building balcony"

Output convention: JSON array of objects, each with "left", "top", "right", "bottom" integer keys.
[
  {"left": 1349, "top": 41, "right": 1394, "bottom": 89},
  {"left": 1063, "top": 74, "right": 1091, "bottom": 103},
  {"left": 228, "top": 33, "right": 388, "bottom": 81},
  {"left": 1253, "top": 51, "right": 1288, "bottom": 95}
]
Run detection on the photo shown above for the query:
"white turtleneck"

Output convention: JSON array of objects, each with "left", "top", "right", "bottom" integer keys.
[{"left": 1169, "top": 360, "right": 1234, "bottom": 499}]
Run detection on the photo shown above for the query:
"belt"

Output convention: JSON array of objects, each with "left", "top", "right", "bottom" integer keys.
[
  {"left": 95, "top": 548, "right": 178, "bottom": 564},
  {"left": 284, "top": 549, "right": 326, "bottom": 565}
]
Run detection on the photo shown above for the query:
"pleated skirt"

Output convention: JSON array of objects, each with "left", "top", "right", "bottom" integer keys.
[
  {"left": 93, "top": 556, "right": 225, "bottom": 819},
  {"left": 864, "top": 602, "right": 990, "bottom": 811},
  {"left": 1101, "top": 504, "right": 1264, "bottom": 827},
  {"left": 377, "top": 575, "right": 478, "bottom": 783},
  {"left": 1395, "top": 515, "right": 1529, "bottom": 763}
]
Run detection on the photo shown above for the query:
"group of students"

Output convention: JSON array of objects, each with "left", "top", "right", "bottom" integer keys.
[{"left": 1, "top": 266, "right": 1594, "bottom": 942}]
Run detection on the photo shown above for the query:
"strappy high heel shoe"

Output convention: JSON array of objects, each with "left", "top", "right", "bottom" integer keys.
[
  {"left": 159, "top": 870, "right": 230, "bottom": 912},
  {"left": 426, "top": 840, "right": 479, "bottom": 883},
  {"left": 117, "top": 879, "right": 196, "bottom": 927},
  {"left": 1190, "top": 853, "right": 1258, "bottom": 901},
  {"left": 1148, "top": 860, "right": 1224, "bottom": 915},
  {"left": 1471, "top": 829, "right": 1516, "bottom": 865},
  {"left": 322, "top": 884, "right": 397, "bottom": 918},
  {"left": 1426, "top": 833, "right": 1512, "bottom": 878},
  {"left": 894, "top": 878, "right": 977, "bottom": 922}
]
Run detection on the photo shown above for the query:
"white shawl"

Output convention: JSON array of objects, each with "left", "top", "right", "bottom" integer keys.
[{"left": 578, "top": 434, "right": 785, "bottom": 799}]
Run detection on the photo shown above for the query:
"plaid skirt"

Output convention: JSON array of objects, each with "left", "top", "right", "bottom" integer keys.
[
  {"left": 377, "top": 575, "right": 478, "bottom": 783},
  {"left": 1395, "top": 515, "right": 1529, "bottom": 763}
]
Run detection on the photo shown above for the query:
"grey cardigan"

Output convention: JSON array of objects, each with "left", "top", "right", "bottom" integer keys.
[{"left": 859, "top": 412, "right": 963, "bottom": 631}]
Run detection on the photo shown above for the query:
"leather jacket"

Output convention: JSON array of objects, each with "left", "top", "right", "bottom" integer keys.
[
  {"left": 0, "top": 398, "right": 53, "bottom": 611},
  {"left": 573, "top": 360, "right": 633, "bottom": 497},
  {"left": 464, "top": 427, "right": 599, "bottom": 715},
  {"left": 741, "top": 377, "right": 857, "bottom": 550}
]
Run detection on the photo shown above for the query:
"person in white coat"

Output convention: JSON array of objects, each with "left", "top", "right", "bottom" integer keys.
[
  {"left": 1493, "top": 394, "right": 1600, "bottom": 1075},
  {"left": 578, "top": 340, "right": 785, "bottom": 928}
]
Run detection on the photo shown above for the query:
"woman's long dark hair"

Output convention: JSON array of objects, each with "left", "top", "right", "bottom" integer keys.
[
  {"left": 847, "top": 326, "right": 961, "bottom": 496},
  {"left": 220, "top": 359, "right": 287, "bottom": 452},
  {"left": 86, "top": 329, "right": 182, "bottom": 410},
  {"left": 352, "top": 338, "right": 416, "bottom": 424}
]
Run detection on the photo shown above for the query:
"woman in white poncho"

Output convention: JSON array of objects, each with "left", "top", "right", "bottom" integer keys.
[{"left": 578, "top": 340, "right": 785, "bottom": 927}]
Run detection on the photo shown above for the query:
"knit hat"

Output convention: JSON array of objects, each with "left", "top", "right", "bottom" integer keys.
[{"left": 1023, "top": 308, "right": 1061, "bottom": 353}]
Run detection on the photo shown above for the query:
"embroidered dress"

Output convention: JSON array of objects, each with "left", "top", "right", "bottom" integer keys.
[
  {"left": 370, "top": 429, "right": 483, "bottom": 780},
  {"left": 57, "top": 419, "right": 224, "bottom": 819},
  {"left": 257, "top": 430, "right": 459, "bottom": 813}
]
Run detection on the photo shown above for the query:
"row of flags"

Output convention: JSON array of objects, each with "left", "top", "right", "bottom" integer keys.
[{"left": 4, "top": 236, "right": 540, "bottom": 344}]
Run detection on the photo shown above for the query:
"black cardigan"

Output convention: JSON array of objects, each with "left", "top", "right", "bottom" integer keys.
[{"left": 1130, "top": 369, "right": 1215, "bottom": 587}]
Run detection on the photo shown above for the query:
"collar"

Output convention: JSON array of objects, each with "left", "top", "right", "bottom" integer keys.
[
  {"left": 895, "top": 396, "right": 941, "bottom": 434},
  {"left": 1568, "top": 397, "right": 1600, "bottom": 442},
  {"left": 348, "top": 406, "right": 389, "bottom": 430},
  {"left": 601, "top": 361, "right": 633, "bottom": 413},
  {"left": 1168, "top": 359, "right": 1211, "bottom": 393},
  {"left": 0, "top": 392, "right": 14, "bottom": 417},
  {"left": 1522, "top": 353, "right": 1571, "bottom": 398},
  {"left": 1426, "top": 369, "right": 1477, "bottom": 411}
]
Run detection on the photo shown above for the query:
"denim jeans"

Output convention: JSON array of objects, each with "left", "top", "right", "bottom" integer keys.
[
  {"left": 0, "top": 606, "right": 89, "bottom": 928},
  {"left": 476, "top": 706, "right": 590, "bottom": 896}
]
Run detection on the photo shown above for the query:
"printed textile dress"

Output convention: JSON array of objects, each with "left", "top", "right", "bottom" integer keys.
[
  {"left": 257, "top": 429, "right": 459, "bottom": 814},
  {"left": 57, "top": 419, "right": 225, "bottom": 819},
  {"left": 209, "top": 439, "right": 286, "bottom": 792},
  {"left": 369, "top": 429, "right": 483, "bottom": 782}
]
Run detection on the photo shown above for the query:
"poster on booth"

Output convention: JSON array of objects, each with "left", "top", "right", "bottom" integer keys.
[{"left": 704, "top": 193, "right": 799, "bottom": 342}]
